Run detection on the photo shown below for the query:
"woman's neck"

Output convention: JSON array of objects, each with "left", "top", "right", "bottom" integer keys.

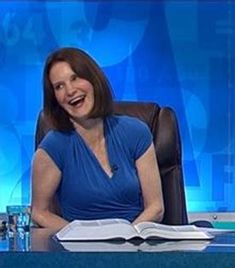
[{"left": 72, "top": 117, "right": 104, "bottom": 146}]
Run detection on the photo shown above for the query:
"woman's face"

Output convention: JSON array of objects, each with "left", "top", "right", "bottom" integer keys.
[{"left": 49, "top": 61, "right": 95, "bottom": 123}]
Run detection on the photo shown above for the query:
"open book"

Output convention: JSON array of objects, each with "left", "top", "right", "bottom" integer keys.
[
  {"left": 59, "top": 239, "right": 211, "bottom": 252},
  {"left": 60, "top": 240, "right": 211, "bottom": 252},
  {"left": 55, "top": 218, "right": 214, "bottom": 241}
]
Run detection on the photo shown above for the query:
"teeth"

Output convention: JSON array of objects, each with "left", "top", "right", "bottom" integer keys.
[{"left": 69, "top": 95, "right": 85, "bottom": 105}]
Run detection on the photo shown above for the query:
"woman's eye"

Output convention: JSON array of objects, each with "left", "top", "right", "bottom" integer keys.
[
  {"left": 71, "top": 74, "right": 78, "bottom": 81},
  {"left": 54, "top": 84, "right": 63, "bottom": 90}
]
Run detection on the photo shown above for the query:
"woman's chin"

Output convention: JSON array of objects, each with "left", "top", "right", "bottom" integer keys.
[{"left": 70, "top": 114, "right": 89, "bottom": 124}]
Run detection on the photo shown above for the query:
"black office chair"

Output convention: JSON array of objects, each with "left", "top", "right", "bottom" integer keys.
[{"left": 35, "top": 101, "right": 188, "bottom": 225}]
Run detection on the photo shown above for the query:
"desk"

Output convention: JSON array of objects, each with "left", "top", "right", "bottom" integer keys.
[{"left": 1, "top": 229, "right": 235, "bottom": 268}]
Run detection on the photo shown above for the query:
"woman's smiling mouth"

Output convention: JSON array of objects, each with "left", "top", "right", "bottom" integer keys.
[{"left": 68, "top": 95, "right": 86, "bottom": 107}]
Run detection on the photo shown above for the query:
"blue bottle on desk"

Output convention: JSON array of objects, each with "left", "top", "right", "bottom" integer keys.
[{"left": 8, "top": 232, "right": 31, "bottom": 251}]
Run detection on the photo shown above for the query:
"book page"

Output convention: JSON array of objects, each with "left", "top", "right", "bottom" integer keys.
[
  {"left": 71, "top": 218, "right": 130, "bottom": 227},
  {"left": 134, "top": 222, "right": 213, "bottom": 240},
  {"left": 196, "top": 227, "right": 234, "bottom": 236},
  {"left": 134, "top": 222, "right": 198, "bottom": 233},
  {"left": 56, "top": 218, "right": 138, "bottom": 241}
]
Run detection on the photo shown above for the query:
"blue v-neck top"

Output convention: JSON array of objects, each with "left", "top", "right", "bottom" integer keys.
[{"left": 38, "top": 115, "right": 152, "bottom": 222}]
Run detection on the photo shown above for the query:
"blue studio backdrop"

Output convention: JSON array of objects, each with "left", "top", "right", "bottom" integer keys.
[{"left": 0, "top": 1, "right": 234, "bottom": 213}]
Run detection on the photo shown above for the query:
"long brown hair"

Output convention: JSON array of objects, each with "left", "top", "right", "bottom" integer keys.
[{"left": 43, "top": 47, "right": 114, "bottom": 130}]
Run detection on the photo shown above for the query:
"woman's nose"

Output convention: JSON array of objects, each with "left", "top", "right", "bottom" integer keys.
[{"left": 66, "top": 82, "right": 76, "bottom": 95}]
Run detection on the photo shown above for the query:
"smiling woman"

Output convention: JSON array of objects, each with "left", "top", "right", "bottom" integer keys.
[
  {"left": 49, "top": 61, "right": 95, "bottom": 124},
  {"left": 31, "top": 47, "right": 164, "bottom": 231},
  {"left": 43, "top": 47, "right": 113, "bottom": 131}
]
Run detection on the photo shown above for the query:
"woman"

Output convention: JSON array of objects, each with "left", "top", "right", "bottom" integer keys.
[{"left": 31, "top": 47, "right": 164, "bottom": 231}]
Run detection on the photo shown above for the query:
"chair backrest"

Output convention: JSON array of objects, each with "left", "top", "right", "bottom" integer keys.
[{"left": 35, "top": 101, "right": 188, "bottom": 225}]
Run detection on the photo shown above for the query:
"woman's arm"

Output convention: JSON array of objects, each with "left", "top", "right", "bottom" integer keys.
[
  {"left": 132, "top": 143, "right": 164, "bottom": 224},
  {"left": 31, "top": 149, "right": 69, "bottom": 231}
]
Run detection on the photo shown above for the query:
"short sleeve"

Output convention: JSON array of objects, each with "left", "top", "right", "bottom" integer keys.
[
  {"left": 119, "top": 116, "right": 153, "bottom": 160},
  {"left": 38, "top": 130, "right": 66, "bottom": 170}
]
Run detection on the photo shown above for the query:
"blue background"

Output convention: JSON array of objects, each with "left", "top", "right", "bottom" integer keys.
[{"left": 0, "top": 1, "right": 234, "bottom": 213}]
